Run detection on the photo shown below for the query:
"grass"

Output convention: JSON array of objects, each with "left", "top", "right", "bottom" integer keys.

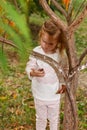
[
  {"left": 0, "top": 14, "right": 87, "bottom": 130},
  {"left": 75, "top": 17, "right": 87, "bottom": 56},
  {"left": 0, "top": 67, "right": 87, "bottom": 130},
  {"left": 0, "top": 62, "right": 35, "bottom": 130}
]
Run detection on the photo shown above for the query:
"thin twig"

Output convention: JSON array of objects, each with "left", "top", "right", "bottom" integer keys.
[
  {"left": 67, "top": 0, "right": 73, "bottom": 24},
  {"left": 0, "top": 36, "right": 17, "bottom": 48},
  {"left": 72, "top": 0, "right": 86, "bottom": 23},
  {"left": 13, "top": 0, "right": 20, "bottom": 12},
  {"left": 68, "top": 4, "right": 87, "bottom": 35},
  {"left": 51, "top": 0, "right": 67, "bottom": 18},
  {"left": 78, "top": 48, "right": 87, "bottom": 65}
]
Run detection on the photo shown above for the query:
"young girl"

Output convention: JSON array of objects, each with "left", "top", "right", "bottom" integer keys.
[{"left": 26, "top": 19, "right": 67, "bottom": 130}]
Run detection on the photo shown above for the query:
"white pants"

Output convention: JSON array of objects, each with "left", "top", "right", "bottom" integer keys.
[{"left": 34, "top": 99, "right": 60, "bottom": 130}]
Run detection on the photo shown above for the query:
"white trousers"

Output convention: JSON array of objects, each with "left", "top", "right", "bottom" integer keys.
[{"left": 34, "top": 99, "right": 60, "bottom": 130}]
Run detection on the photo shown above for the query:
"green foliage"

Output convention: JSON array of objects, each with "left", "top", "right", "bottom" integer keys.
[
  {"left": 75, "top": 18, "right": 87, "bottom": 56},
  {"left": 18, "top": 0, "right": 29, "bottom": 14},
  {"left": 29, "top": 0, "right": 55, "bottom": 17},
  {"left": 0, "top": 50, "right": 8, "bottom": 72},
  {"left": 77, "top": 88, "right": 87, "bottom": 130},
  {"left": 1, "top": 0, "right": 30, "bottom": 42},
  {"left": 28, "top": 0, "right": 47, "bottom": 17},
  {"left": 0, "top": 66, "right": 35, "bottom": 129},
  {"left": 0, "top": 0, "right": 32, "bottom": 71}
]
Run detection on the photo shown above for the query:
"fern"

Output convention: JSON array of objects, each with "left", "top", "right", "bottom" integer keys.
[
  {"left": 0, "top": 0, "right": 32, "bottom": 71},
  {"left": 1, "top": 1, "right": 30, "bottom": 41}
]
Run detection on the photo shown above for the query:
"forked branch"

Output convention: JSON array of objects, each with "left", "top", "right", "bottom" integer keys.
[
  {"left": 69, "top": 4, "right": 87, "bottom": 34},
  {"left": 39, "top": 0, "right": 66, "bottom": 30}
]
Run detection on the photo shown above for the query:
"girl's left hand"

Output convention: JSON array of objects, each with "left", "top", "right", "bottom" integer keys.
[{"left": 56, "top": 85, "right": 66, "bottom": 94}]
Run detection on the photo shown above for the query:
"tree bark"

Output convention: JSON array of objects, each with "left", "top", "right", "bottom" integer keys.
[
  {"left": 63, "top": 74, "right": 78, "bottom": 130},
  {"left": 63, "top": 33, "right": 78, "bottom": 130}
]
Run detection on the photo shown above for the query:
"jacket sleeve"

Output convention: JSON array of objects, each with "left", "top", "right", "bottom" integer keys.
[{"left": 25, "top": 55, "right": 37, "bottom": 80}]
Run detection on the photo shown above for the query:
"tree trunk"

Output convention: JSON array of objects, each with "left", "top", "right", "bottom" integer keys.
[
  {"left": 63, "top": 75, "right": 78, "bottom": 130},
  {"left": 63, "top": 33, "right": 78, "bottom": 130}
]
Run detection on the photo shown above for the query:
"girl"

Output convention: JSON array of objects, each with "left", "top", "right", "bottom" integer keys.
[{"left": 26, "top": 19, "right": 67, "bottom": 130}]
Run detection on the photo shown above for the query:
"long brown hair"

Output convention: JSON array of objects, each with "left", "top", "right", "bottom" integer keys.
[{"left": 39, "top": 19, "right": 66, "bottom": 53}]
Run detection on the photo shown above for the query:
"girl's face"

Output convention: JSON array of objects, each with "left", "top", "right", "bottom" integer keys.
[{"left": 40, "top": 32, "right": 58, "bottom": 54}]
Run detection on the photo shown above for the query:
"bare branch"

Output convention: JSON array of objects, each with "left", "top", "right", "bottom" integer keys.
[
  {"left": 69, "top": 61, "right": 87, "bottom": 79},
  {"left": 51, "top": 0, "right": 67, "bottom": 18},
  {"left": 68, "top": 0, "right": 73, "bottom": 14},
  {"left": 0, "top": 37, "right": 17, "bottom": 48},
  {"left": 72, "top": 0, "right": 86, "bottom": 22},
  {"left": 13, "top": 0, "right": 20, "bottom": 12},
  {"left": 78, "top": 62, "right": 87, "bottom": 71},
  {"left": 67, "top": 0, "right": 73, "bottom": 24},
  {"left": 78, "top": 48, "right": 87, "bottom": 65},
  {"left": 39, "top": 0, "right": 67, "bottom": 30},
  {"left": 68, "top": 4, "right": 87, "bottom": 34},
  {"left": 68, "top": 48, "right": 87, "bottom": 78}
]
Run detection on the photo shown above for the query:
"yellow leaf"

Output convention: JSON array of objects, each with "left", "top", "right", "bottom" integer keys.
[
  {"left": 13, "top": 93, "right": 17, "bottom": 99},
  {"left": 10, "top": 92, "right": 18, "bottom": 99},
  {"left": 0, "top": 96, "right": 7, "bottom": 100}
]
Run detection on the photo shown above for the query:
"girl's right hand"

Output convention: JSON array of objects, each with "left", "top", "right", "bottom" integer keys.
[
  {"left": 30, "top": 68, "right": 45, "bottom": 77},
  {"left": 56, "top": 85, "right": 66, "bottom": 94}
]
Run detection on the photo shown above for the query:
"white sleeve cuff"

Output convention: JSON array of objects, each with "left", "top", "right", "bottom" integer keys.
[{"left": 25, "top": 69, "right": 33, "bottom": 80}]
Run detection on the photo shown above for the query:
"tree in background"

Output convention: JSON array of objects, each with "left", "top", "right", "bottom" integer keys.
[{"left": 39, "top": 0, "right": 87, "bottom": 130}]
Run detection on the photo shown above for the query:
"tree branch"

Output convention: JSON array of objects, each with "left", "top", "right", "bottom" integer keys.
[
  {"left": 13, "top": 0, "right": 20, "bottom": 12},
  {"left": 39, "top": 0, "right": 67, "bottom": 30},
  {"left": 67, "top": 0, "right": 73, "bottom": 24},
  {"left": 72, "top": 0, "right": 86, "bottom": 23},
  {"left": 69, "top": 61, "right": 87, "bottom": 79},
  {"left": 78, "top": 48, "right": 87, "bottom": 65},
  {"left": 79, "top": 62, "right": 87, "bottom": 71},
  {"left": 0, "top": 37, "right": 17, "bottom": 48},
  {"left": 68, "top": 4, "right": 87, "bottom": 35},
  {"left": 51, "top": 0, "right": 67, "bottom": 18},
  {"left": 68, "top": 48, "right": 87, "bottom": 78}
]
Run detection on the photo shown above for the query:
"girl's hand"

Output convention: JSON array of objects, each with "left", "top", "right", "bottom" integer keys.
[
  {"left": 56, "top": 85, "right": 66, "bottom": 94},
  {"left": 30, "top": 68, "right": 45, "bottom": 77}
]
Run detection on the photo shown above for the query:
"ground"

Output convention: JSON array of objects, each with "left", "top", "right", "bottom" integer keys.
[{"left": 78, "top": 72, "right": 87, "bottom": 88}]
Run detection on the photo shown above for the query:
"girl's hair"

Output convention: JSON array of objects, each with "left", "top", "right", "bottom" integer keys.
[{"left": 39, "top": 19, "right": 66, "bottom": 53}]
